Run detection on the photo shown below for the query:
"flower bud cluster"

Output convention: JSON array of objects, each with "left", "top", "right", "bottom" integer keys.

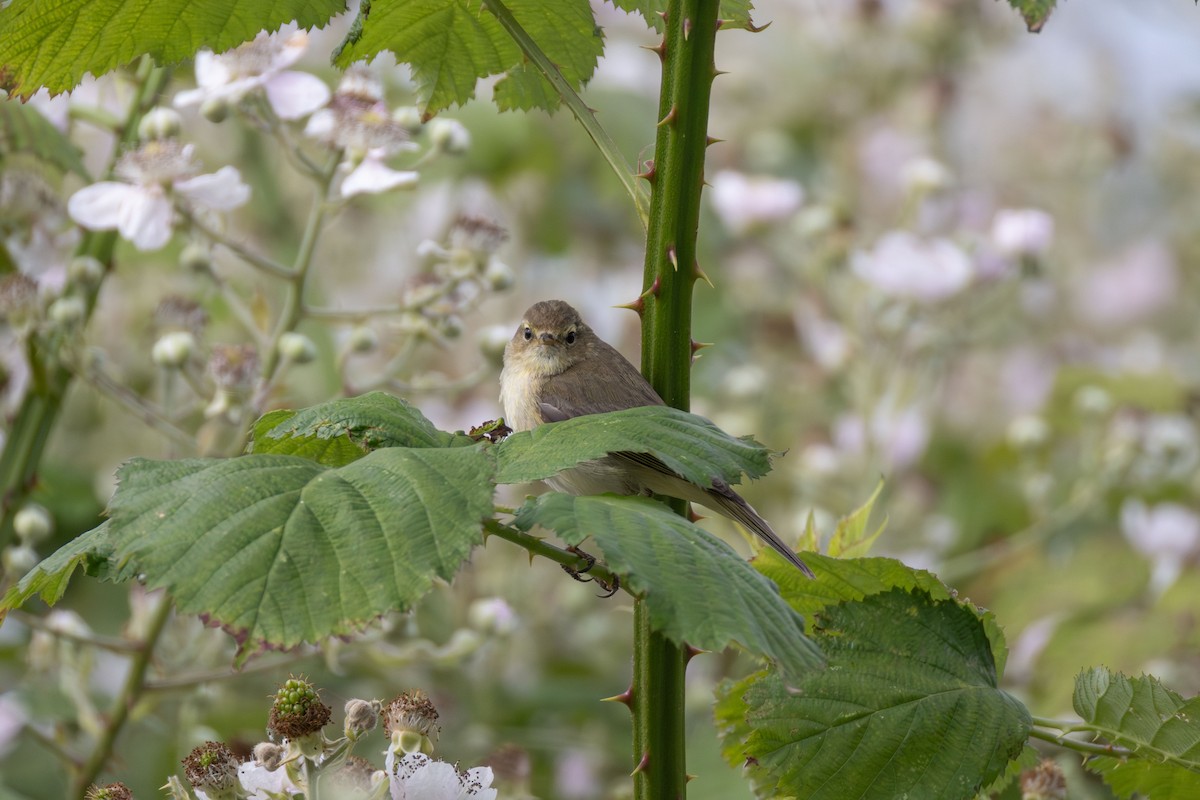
[{"left": 402, "top": 215, "right": 513, "bottom": 346}]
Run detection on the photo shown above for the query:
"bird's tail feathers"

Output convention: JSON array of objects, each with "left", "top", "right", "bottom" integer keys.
[{"left": 705, "top": 483, "right": 814, "bottom": 578}]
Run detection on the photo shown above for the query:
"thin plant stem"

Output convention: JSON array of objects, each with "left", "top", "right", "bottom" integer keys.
[
  {"left": 145, "top": 654, "right": 314, "bottom": 692},
  {"left": 480, "top": 0, "right": 650, "bottom": 227},
  {"left": 259, "top": 153, "right": 341, "bottom": 384},
  {"left": 71, "top": 592, "right": 174, "bottom": 797},
  {"left": 12, "top": 610, "right": 142, "bottom": 653},
  {"left": 1028, "top": 727, "right": 1134, "bottom": 759},
  {"left": 70, "top": 360, "right": 196, "bottom": 450},
  {"left": 303, "top": 303, "right": 406, "bottom": 321},
  {"left": 23, "top": 723, "right": 82, "bottom": 768},
  {"left": 183, "top": 209, "right": 297, "bottom": 280},
  {"left": 484, "top": 519, "right": 623, "bottom": 592}
]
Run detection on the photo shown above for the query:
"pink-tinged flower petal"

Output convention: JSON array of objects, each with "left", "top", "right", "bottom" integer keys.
[
  {"left": 263, "top": 71, "right": 330, "bottom": 120},
  {"left": 851, "top": 231, "right": 973, "bottom": 302},
  {"left": 304, "top": 108, "right": 335, "bottom": 139},
  {"left": 117, "top": 188, "right": 173, "bottom": 251},
  {"left": 194, "top": 50, "right": 231, "bottom": 90},
  {"left": 341, "top": 159, "right": 418, "bottom": 198},
  {"left": 68, "top": 182, "right": 144, "bottom": 230},
  {"left": 273, "top": 30, "right": 310, "bottom": 71},
  {"left": 710, "top": 170, "right": 804, "bottom": 234},
  {"left": 175, "top": 167, "right": 251, "bottom": 210}
]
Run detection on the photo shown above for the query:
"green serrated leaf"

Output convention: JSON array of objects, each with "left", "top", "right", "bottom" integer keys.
[
  {"left": 717, "top": 588, "right": 1031, "bottom": 800},
  {"left": 495, "top": 405, "right": 773, "bottom": 488},
  {"left": 756, "top": 550, "right": 1011, "bottom": 676},
  {"left": 1073, "top": 667, "right": 1200, "bottom": 786},
  {"left": 0, "top": 0, "right": 346, "bottom": 98},
  {"left": 490, "top": 0, "right": 602, "bottom": 113},
  {"left": 104, "top": 447, "right": 495, "bottom": 658},
  {"left": 334, "top": 0, "right": 519, "bottom": 117},
  {"left": 0, "top": 97, "right": 88, "bottom": 176},
  {"left": 249, "top": 392, "right": 468, "bottom": 466},
  {"left": 492, "top": 62, "right": 562, "bottom": 113},
  {"left": 795, "top": 509, "right": 818, "bottom": 552},
  {"left": 1088, "top": 755, "right": 1200, "bottom": 800},
  {"left": 1006, "top": 0, "right": 1056, "bottom": 32},
  {"left": 826, "top": 479, "right": 886, "bottom": 557},
  {"left": 1, "top": 521, "right": 116, "bottom": 610},
  {"left": 513, "top": 492, "right": 822, "bottom": 679}
]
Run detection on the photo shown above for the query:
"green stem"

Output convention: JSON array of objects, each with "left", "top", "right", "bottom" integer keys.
[
  {"left": 1028, "top": 727, "right": 1134, "bottom": 759},
  {"left": 71, "top": 592, "right": 174, "bottom": 797},
  {"left": 628, "top": 3, "right": 721, "bottom": 798},
  {"left": 0, "top": 60, "right": 168, "bottom": 559},
  {"left": 258, "top": 153, "right": 341, "bottom": 384},
  {"left": 480, "top": 0, "right": 651, "bottom": 227},
  {"left": 182, "top": 209, "right": 297, "bottom": 280},
  {"left": 484, "top": 518, "right": 622, "bottom": 592}
]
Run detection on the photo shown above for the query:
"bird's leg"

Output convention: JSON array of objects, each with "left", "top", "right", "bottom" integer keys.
[
  {"left": 560, "top": 545, "right": 620, "bottom": 597},
  {"left": 592, "top": 573, "right": 621, "bottom": 598},
  {"left": 560, "top": 545, "right": 596, "bottom": 581}
]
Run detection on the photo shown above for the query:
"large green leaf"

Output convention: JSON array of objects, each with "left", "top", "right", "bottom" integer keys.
[
  {"left": 104, "top": 447, "right": 494, "bottom": 660},
  {"left": 334, "top": 0, "right": 603, "bottom": 117},
  {"left": 1074, "top": 668, "right": 1200, "bottom": 798},
  {"left": 0, "top": 522, "right": 123, "bottom": 610},
  {"left": 334, "top": 0, "right": 519, "bottom": 117},
  {"left": 513, "top": 492, "right": 822, "bottom": 679},
  {"left": 249, "top": 391, "right": 469, "bottom": 466},
  {"left": 494, "top": 405, "right": 773, "bottom": 488},
  {"left": 716, "top": 589, "right": 1031, "bottom": 800},
  {"left": 755, "top": 550, "right": 1010, "bottom": 675},
  {"left": 0, "top": 0, "right": 346, "bottom": 98},
  {"left": 490, "top": 0, "right": 603, "bottom": 113},
  {"left": 0, "top": 97, "right": 88, "bottom": 177}
]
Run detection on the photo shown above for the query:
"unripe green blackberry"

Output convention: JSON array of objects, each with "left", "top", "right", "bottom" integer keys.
[
  {"left": 85, "top": 783, "right": 132, "bottom": 800},
  {"left": 268, "top": 676, "right": 332, "bottom": 741},
  {"left": 182, "top": 741, "right": 239, "bottom": 800}
]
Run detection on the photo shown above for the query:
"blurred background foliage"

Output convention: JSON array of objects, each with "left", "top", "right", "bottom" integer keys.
[{"left": 2, "top": 1, "right": 1200, "bottom": 798}]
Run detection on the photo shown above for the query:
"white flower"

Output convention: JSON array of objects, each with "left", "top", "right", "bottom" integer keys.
[
  {"left": 340, "top": 154, "right": 419, "bottom": 197},
  {"left": 710, "top": 170, "right": 804, "bottom": 235},
  {"left": 991, "top": 208, "right": 1054, "bottom": 257},
  {"left": 901, "top": 157, "right": 952, "bottom": 194},
  {"left": 1074, "top": 242, "right": 1177, "bottom": 327},
  {"left": 387, "top": 752, "right": 497, "bottom": 800},
  {"left": 236, "top": 759, "right": 302, "bottom": 799},
  {"left": 851, "top": 231, "right": 973, "bottom": 302},
  {"left": 174, "top": 28, "right": 329, "bottom": 120},
  {"left": 468, "top": 597, "right": 518, "bottom": 635},
  {"left": 834, "top": 400, "right": 930, "bottom": 469},
  {"left": 306, "top": 69, "right": 420, "bottom": 198},
  {"left": 1121, "top": 499, "right": 1200, "bottom": 594},
  {"left": 428, "top": 118, "right": 471, "bottom": 154},
  {"left": 67, "top": 141, "right": 249, "bottom": 251},
  {"left": 0, "top": 693, "right": 28, "bottom": 758}
]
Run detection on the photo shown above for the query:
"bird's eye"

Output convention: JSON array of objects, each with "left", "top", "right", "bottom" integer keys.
[
  {"left": 523, "top": 327, "right": 533, "bottom": 341},
  {"left": 565, "top": 330, "right": 577, "bottom": 345}
]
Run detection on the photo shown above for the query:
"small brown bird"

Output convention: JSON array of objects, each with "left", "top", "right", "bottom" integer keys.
[{"left": 500, "top": 299, "right": 813, "bottom": 577}]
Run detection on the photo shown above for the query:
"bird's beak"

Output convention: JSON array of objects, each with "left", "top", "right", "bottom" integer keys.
[{"left": 538, "top": 331, "right": 557, "bottom": 344}]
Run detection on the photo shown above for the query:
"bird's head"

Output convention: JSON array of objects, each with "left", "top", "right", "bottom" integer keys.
[{"left": 505, "top": 299, "right": 593, "bottom": 376}]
